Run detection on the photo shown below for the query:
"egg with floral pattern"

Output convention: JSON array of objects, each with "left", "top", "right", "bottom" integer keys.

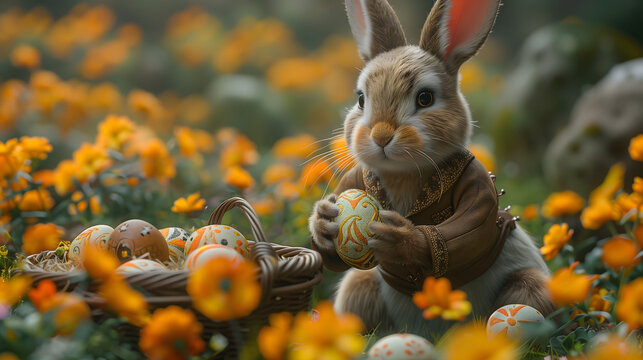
[
  {"left": 184, "top": 225, "right": 248, "bottom": 257},
  {"left": 368, "top": 333, "right": 434, "bottom": 360},
  {"left": 334, "top": 189, "right": 382, "bottom": 270},
  {"left": 68, "top": 225, "right": 114, "bottom": 262},
  {"left": 116, "top": 259, "right": 166, "bottom": 275},
  {"left": 486, "top": 304, "right": 545, "bottom": 340},
  {"left": 184, "top": 244, "right": 242, "bottom": 271},
  {"left": 159, "top": 227, "right": 190, "bottom": 262}
]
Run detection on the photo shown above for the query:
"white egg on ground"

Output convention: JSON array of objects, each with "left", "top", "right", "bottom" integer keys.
[
  {"left": 184, "top": 225, "right": 248, "bottom": 257},
  {"left": 68, "top": 225, "right": 114, "bottom": 262},
  {"left": 184, "top": 244, "right": 242, "bottom": 271},
  {"left": 116, "top": 259, "right": 166, "bottom": 275},
  {"left": 368, "top": 333, "right": 434, "bottom": 360},
  {"left": 486, "top": 304, "right": 545, "bottom": 340}
]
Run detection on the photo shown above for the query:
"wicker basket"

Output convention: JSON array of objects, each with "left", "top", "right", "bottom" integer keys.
[{"left": 20, "top": 197, "right": 323, "bottom": 357}]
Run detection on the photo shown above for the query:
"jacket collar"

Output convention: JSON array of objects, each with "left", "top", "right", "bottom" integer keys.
[{"left": 362, "top": 149, "right": 474, "bottom": 217}]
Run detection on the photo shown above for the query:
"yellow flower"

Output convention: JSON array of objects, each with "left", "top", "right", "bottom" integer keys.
[
  {"left": 601, "top": 236, "right": 640, "bottom": 270},
  {"left": 413, "top": 277, "right": 472, "bottom": 321},
  {"left": 273, "top": 134, "right": 318, "bottom": 160},
  {"left": 580, "top": 200, "right": 620, "bottom": 230},
  {"left": 258, "top": 312, "right": 292, "bottom": 360},
  {"left": 262, "top": 163, "right": 296, "bottom": 185},
  {"left": 139, "top": 139, "right": 176, "bottom": 184},
  {"left": 17, "top": 188, "right": 54, "bottom": 212},
  {"left": 633, "top": 177, "right": 643, "bottom": 194},
  {"left": 588, "top": 288, "right": 612, "bottom": 323},
  {"left": 289, "top": 301, "right": 364, "bottom": 360},
  {"left": 18, "top": 136, "right": 52, "bottom": 159},
  {"left": 187, "top": 257, "right": 261, "bottom": 321},
  {"left": 128, "top": 89, "right": 164, "bottom": 120},
  {"left": 614, "top": 192, "right": 643, "bottom": 221},
  {"left": 223, "top": 166, "right": 255, "bottom": 190},
  {"left": 10, "top": 44, "right": 41, "bottom": 69},
  {"left": 96, "top": 115, "right": 134, "bottom": 151},
  {"left": 98, "top": 276, "right": 150, "bottom": 327},
  {"left": 299, "top": 160, "right": 333, "bottom": 189},
  {"left": 589, "top": 163, "right": 624, "bottom": 205},
  {"left": 542, "top": 190, "right": 585, "bottom": 218},
  {"left": 140, "top": 306, "right": 206, "bottom": 360},
  {"left": 22, "top": 223, "right": 64, "bottom": 255},
  {"left": 266, "top": 57, "right": 328, "bottom": 90},
  {"left": 81, "top": 246, "right": 120, "bottom": 281},
  {"left": 0, "top": 275, "right": 32, "bottom": 307},
  {"left": 172, "top": 193, "right": 206, "bottom": 214},
  {"left": 72, "top": 142, "right": 111, "bottom": 183},
  {"left": 586, "top": 335, "right": 642, "bottom": 360},
  {"left": 548, "top": 261, "right": 599, "bottom": 307},
  {"left": 219, "top": 134, "right": 258, "bottom": 169},
  {"left": 442, "top": 323, "right": 518, "bottom": 360},
  {"left": 174, "top": 126, "right": 215, "bottom": 158},
  {"left": 522, "top": 204, "right": 539, "bottom": 221},
  {"left": 616, "top": 277, "right": 643, "bottom": 331},
  {"left": 53, "top": 160, "right": 78, "bottom": 195},
  {"left": 540, "top": 223, "right": 573, "bottom": 261},
  {"left": 468, "top": 144, "right": 496, "bottom": 172},
  {"left": 628, "top": 134, "right": 643, "bottom": 161}
]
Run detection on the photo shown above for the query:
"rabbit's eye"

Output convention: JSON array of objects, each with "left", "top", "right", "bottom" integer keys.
[
  {"left": 416, "top": 90, "right": 434, "bottom": 108},
  {"left": 357, "top": 92, "right": 365, "bottom": 109}
]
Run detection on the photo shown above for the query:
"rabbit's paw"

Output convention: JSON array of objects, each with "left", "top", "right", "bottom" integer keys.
[
  {"left": 309, "top": 194, "right": 340, "bottom": 253},
  {"left": 368, "top": 210, "right": 426, "bottom": 262}
]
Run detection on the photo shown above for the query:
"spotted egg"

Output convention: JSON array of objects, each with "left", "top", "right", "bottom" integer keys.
[
  {"left": 184, "top": 244, "right": 242, "bottom": 271},
  {"left": 487, "top": 304, "right": 545, "bottom": 340},
  {"left": 368, "top": 333, "right": 434, "bottom": 360},
  {"left": 68, "top": 225, "right": 114, "bottom": 262},
  {"left": 159, "top": 227, "right": 190, "bottom": 262},
  {"left": 116, "top": 259, "right": 166, "bottom": 275},
  {"left": 184, "top": 225, "right": 248, "bottom": 257}
]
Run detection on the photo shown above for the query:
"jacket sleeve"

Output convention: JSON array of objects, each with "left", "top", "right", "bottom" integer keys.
[
  {"left": 310, "top": 166, "right": 365, "bottom": 272},
  {"left": 417, "top": 159, "right": 501, "bottom": 282}
]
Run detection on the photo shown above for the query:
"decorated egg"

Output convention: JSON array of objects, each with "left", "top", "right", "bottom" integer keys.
[
  {"left": 116, "top": 259, "right": 167, "bottom": 275},
  {"left": 184, "top": 225, "right": 248, "bottom": 257},
  {"left": 160, "top": 227, "right": 190, "bottom": 262},
  {"left": 334, "top": 189, "right": 381, "bottom": 269},
  {"left": 487, "top": 304, "right": 545, "bottom": 340},
  {"left": 68, "top": 225, "right": 114, "bottom": 262},
  {"left": 184, "top": 244, "right": 242, "bottom": 271},
  {"left": 107, "top": 219, "right": 169, "bottom": 263},
  {"left": 368, "top": 333, "right": 434, "bottom": 360}
]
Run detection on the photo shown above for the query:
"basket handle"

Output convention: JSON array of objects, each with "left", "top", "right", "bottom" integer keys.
[{"left": 208, "top": 197, "right": 278, "bottom": 303}]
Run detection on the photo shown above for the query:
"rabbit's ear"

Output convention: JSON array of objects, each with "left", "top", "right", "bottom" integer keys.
[
  {"left": 419, "top": 0, "right": 501, "bottom": 73},
  {"left": 345, "top": 0, "right": 407, "bottom": 61}
]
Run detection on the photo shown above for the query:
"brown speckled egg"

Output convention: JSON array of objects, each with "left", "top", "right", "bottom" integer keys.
[{"left": 107, "top": 219, "right": 169, "bottom": 263}]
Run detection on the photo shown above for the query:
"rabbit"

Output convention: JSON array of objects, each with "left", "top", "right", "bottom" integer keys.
[{"left": 309, "top": 0, "right": 556, "bottom": 336}]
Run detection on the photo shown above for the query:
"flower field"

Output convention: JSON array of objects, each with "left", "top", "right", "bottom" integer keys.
[{"left": 0, "top": 2, "right": 642, "bottom": 360}]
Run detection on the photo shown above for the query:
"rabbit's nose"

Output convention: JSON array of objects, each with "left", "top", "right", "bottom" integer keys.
[{"left": 371, "top": 122, "right": 394, "bottom": 147}]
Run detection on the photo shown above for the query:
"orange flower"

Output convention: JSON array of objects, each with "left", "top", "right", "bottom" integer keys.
[
  {"left": 96, "top": 115, "right": 134, "bottom": 151},
  {"left": 628, "top": 134, "right": 643, "bottom": 161},
  {"left": 522, "top": 204, "right": 539, "bottom": 221},
  {"left": 219, "top": 134, "right": 258, "bottom": 169},
  {"left": 588, "top": 288, "right": 612, "bottom": 322},
  {"left": 81, "top": 246, "right": 120, "bottom": 281},
  {"left": 29, "top": 279, "right": 58, "bottom": 312},
  {"left": 442, "top": 323, "right": 518, "bottom": 360},
  {"left": 258, "top": 312, "right": 293, "bottom": 360},
  {"left": 139, "top": 139, "right": 176, "bottom": 184},
  {"left": 634, "top": 224, "right": 643, "bottom": 248},
  {"left": 266, "top": 58, "right": 328, "bottom": 90},
  {"left": 187, "top": 257, "right": 261, "bottom": 321},
  {"left": 89, "top": 83, "right": 123, "bottom": 112},
  {"left": 633, "top": 177, "right": 643, "bottom": 194},
  {"left": 468, "top": 144, "right": 496, "bottom": 172},
  {"left": 98, "top": 276, "right": 149, "bottom": 327},
  {"left": 412, "top": 277, "right": 472, "bottom": 321},
  {"left": 18, "top": 136, "right": 52, "bottom": 159},
  {"left": 601, "top": 236, "right": 639, "bottom": 270},
  {"left": 548, "top": 262, "right": 599, "bottom": 307},
  {"left": 299, "top": 160, "right": 333, "bottom": 189},
  {"left": 588, "top": 163, "right": 624, "bottom": 206},
  {"left": 586, "top": 335, "right": 641, "bottom": 360},
  {"left": 540, "top": 223, "right": 573, "bottom": 261},
  {"left": 72, "top": 142, "right": 111, "bottom": 183},
  {"left": 251, "top": 197, "right": 281, "bottom": 216},
  {"left": 542, "top": 190, "right": 585, "bottom": 218},
  {"left": 172, "top": 193, "right": 206, "bottom": 214},
  {"left": 128, "top": 89, "right": 164, "bottom": 119},
  {"left": 223, "top": 166, "right": 255, "bottom": 190},
  {"left": 0, "top": 275, "right": 32, "bottom": 307},
  {"left": 10, "top": 44, "right": 41, "bottom": 69},
  {"left": 330, "top": 137, "right": 356, "bottom": 170},
  {"left": 44, "top": 293, "right": 91, "bottom": 336},
  {"left": 580, "top": 201, "right": 620, "bottom": 230},
  {"left": 174, "top": 126, "right": 214, "bottom": 158},
  {"left": 140, "top": 306, "right": 206, "bottom": 360},
  {"left": 17, "top": 188, "right": 54, "bottom": 212},
  {"left": 273, "top": 134, "right": 318, "bottom": 160},
  {"left": 22, "top": 223, "right": 64, "bottom": 255},
  {"left": 289, "top": 301, "right": 364, "bottom": 360},
  {"left": 262, "top": 163, "right": 296, "bottom": 185},
  {"left": 53, "top": 160, "right": 79, "bottom": 195},
  {"left": 616, "top": 277, "right": 643, "bottom": 330},
  {"left": 614, "top": 192, "right": 643, "bottom": 221},
  {"left": 32, "top": 169, "right": 55, "bottom": 187}
]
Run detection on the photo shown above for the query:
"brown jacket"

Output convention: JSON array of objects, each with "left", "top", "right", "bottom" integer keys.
[{"left": 312, "top": 150, "right": 516, "bottom": 295}]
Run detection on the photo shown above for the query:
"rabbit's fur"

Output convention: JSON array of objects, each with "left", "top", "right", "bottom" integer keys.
[{"left": 309, "top": 0, "right": 555, "bottom": 335}]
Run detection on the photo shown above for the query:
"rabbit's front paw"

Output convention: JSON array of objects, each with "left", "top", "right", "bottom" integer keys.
[
  {"left": 367, "top": 210, "right": 425, "bottom": 262},
  {"left": 309, "top": 194, "right": 340, "bottom": 253}
]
